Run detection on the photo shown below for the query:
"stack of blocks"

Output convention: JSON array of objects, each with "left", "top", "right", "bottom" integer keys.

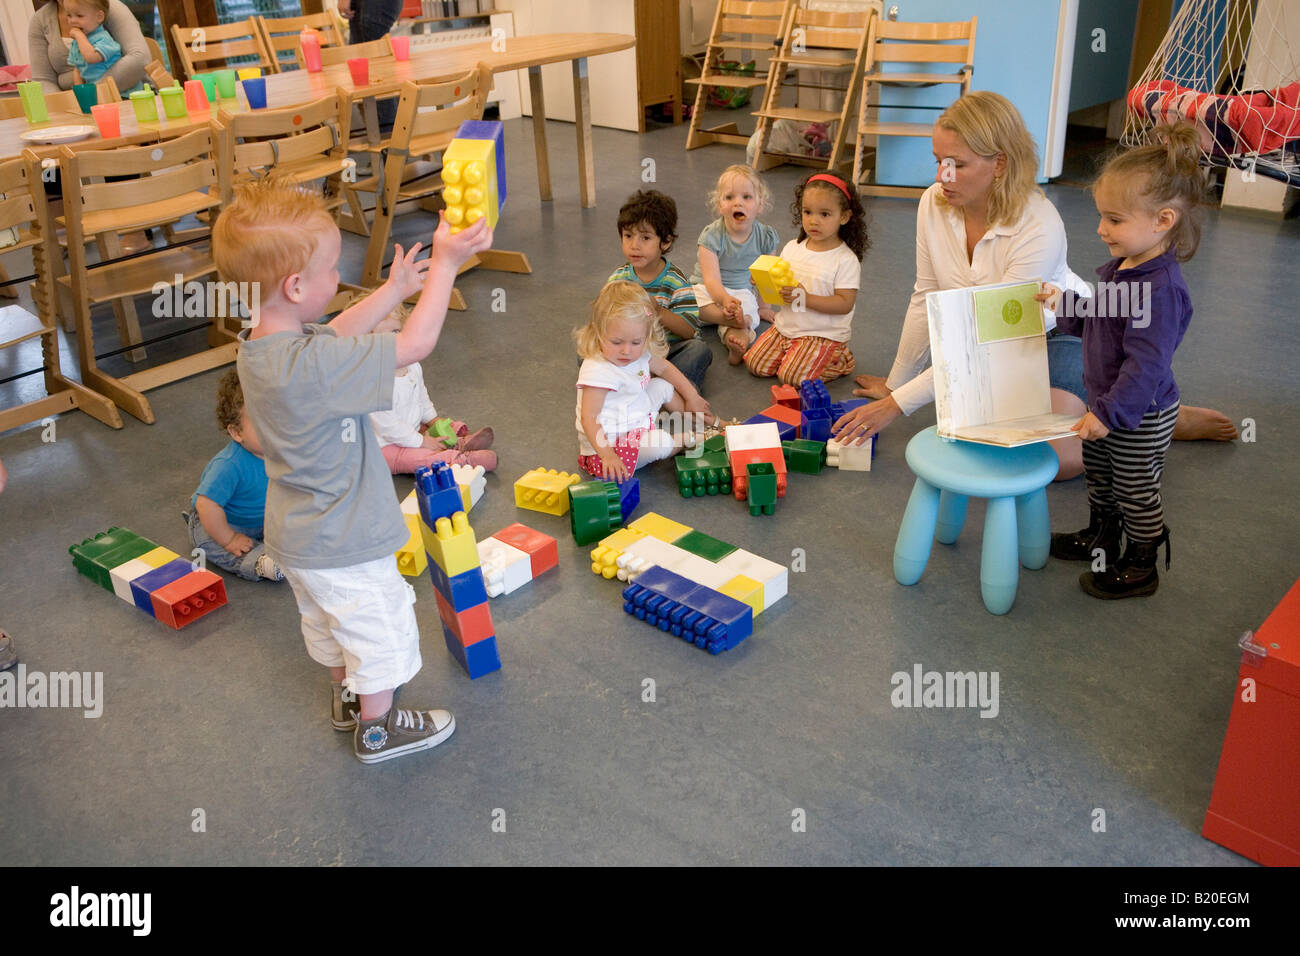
[
  {"left": 568, "top": 477, "right": 640, "bottom": 545},
  {"left": 478, "top": 524, "right": 559, "bottom": 597},
  {"left": 589, "top": 512, "right": 789, "bottom": 654},
  {"left": 441, "top": 119, "right": 505, "bottom": 234},
  {"left": 675, "top": 435, "right": 732, "bottom": 497},
  {"left": 70, "top": 528, "right": 227, "bottom": 629},
  {"left": 725, "top": 422, "right": 788, "bottom": 516},
  {"left": 414, "top": 463, "right": 500, "bottom": 678},
  {"left": 395, "top": 463, "right": 486, "bottom": 576}
]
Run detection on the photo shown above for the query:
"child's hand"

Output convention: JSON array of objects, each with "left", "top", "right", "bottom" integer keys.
[
  {"left": 1034, "top": 283, "right": 1062, "bottom": 313},
  {"left": 428, "top": 214, "right": 493, "bottom": 273},
  {"left": 70, "top": 26, "right": 85, "bottom": 40},
  {"left": 384, "top": 242, "right": 429, "bottom": 300},
  {"left": 779, "top": 283, "right": 804, "bottom": 306},
  {"left": 226, "top": 533, "right": 255, "bottom": 557},
  {"left": 684, "top": 393, "right": 713, "bottom": 423},
  {"left": 1072, "top": 412, "right": 1109, "bottom": 441},
  {"left": 599, "top": 449, "right": 630, "bottom": 483}
]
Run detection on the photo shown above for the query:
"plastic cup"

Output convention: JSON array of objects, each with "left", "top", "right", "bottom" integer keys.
[
  {"left": 347, "top": 58, "right": 370, "bottom": 86},
  {"left": 390, "top": 35, "right": 410, "bottom": 61},
  {"left": 214, "top": 69, "right": 237, "bottom": 99},
  {"left": 242, "top": 76, "right": 267, "bottom": 110},
  {"left": 90, "top": 103, "right": 121, "bottom": 139},
  {"left": 184, "top": 80, "right": 209, "bottom": 113},
  {"left": 17, "top": 82, "right": 48, "bottom": 124},
  {"left": 73, "top": 82, "right": 98, "bottom": 114},
  {"left": 197, "top": 72, "right": 218, "bottom": 103},
  {"left": 129, "top": 89, "right": 158, "bottom": 122},
  {"left": 300, "top": 32, "right": 322, "bottom": 72},
  {"left": 237, "top": 67, "right": 262, "bottom": 81},
  {"left": 160, "top": 86, "right": 187, "bottom": 119}
]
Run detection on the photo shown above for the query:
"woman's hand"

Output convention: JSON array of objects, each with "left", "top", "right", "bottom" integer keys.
[
  {"left": 832, "top": 396, "right": 902, "bottom": 445},
  {"left": 1072, "top": 411, "right": 1109, "bottom": 441}
]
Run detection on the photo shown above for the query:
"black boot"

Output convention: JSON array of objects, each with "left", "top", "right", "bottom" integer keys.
[
  {"left": 1079, "top": 527, "right": 1171, "bottom": 599},
  {"left": 1051, "top": 507, "right": 1123, "bottom": 566}
]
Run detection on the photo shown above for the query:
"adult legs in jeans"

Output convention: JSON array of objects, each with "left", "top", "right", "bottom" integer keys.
[
  {"left": 666, "top": 336, "right": 713, "bottom": 394},
  {"left": 351, "top": 0, "right": 404, "bottom": 129}
]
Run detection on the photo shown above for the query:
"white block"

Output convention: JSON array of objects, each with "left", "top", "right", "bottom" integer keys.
[
  {"left": 110, "top": 558, "right": 155, "bottom": 603},
  {"left": 827, "top": 437, "right": 873, "bottom": 471},
  {"left": 451, "top": 463, "right": 486, "bottom": 508},
  {"left": 400, "top": 488, "right": 420, "bottom": 516},
  {"left": 477, "top": 537, "right": 532, "bottom": 597},
  {"left": 724, "top": 422, "right": 782, "bottom": 454},
  {"left": 715, "top": 549, "right": 788, "bottom": 610},
  {"left": 615, "top": 537, "right": 736, "bottom": 592}
]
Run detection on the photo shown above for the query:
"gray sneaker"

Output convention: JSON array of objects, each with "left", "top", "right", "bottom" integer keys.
[
  {"left": 331, "top": 682, "right": 361, "bottom": 731},
  {"left": 354, "top": 705, "right": 456, "bottom": 764},
  {"left": 0, "top": 630, "right": 16, "bottom": 672}
]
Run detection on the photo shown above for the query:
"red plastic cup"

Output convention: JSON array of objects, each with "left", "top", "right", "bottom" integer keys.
[
  {"left": 90, "top": 102, "right": 121, "bottom": 139},
  {"left": 300, "top": 32, "right": 323, "bottom": 72},
  {"left": 184, "top": 80, "right": 209, "bottom": 113},
  {"left": 390, "top": 35, "right": 409, "bottom": 61},
  {"left": 347, "top": 58, "right": 370, "bottom": 86}
]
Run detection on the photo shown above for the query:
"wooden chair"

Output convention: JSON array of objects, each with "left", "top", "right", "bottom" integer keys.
[
  {"left": 751, "top": 5, "right": 874, "bottom": 172},
  {"left": 144, "top": 36, "right": 176, "bottom": 89},
  {"left": 215, "top": 93, "right": 362, "bottom": 227},
  {"left": 359, "top": 66, "right": 530, "bottom": 309},
  {"left": 853, "top": 17, "right": 977, "bottom": 197},
  {"left": 307, "top": 36, "right": 394, "bottom": 70},
  {"left": 58, "top": 128, "right": 234, "bottom": 425},
  {"left": 169, "top": 18, "right": 276, "bottom": 81},
  {"left": 685, "top": 0, "right": 793, "bottom": 151},
  {"left": 0, "top": 153, "right": 121, "bottom": 433},
  {"left": 256, "top": 12, "right": 350, "bottom": 73},
  {"left": 0, "top": 77, "right": 120, "bottom": 120}
]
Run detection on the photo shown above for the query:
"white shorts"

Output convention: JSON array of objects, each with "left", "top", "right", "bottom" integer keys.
[
  {"left": 281, "top": 555, "right": 422, "bottom": 696},
  {"left": 692, "top": 283, "right": 761, "bottom": 338}
]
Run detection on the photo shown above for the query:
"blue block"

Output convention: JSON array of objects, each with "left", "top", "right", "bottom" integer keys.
[
  {"left": 441, "top": 625, "right": 501, "bottom": 679},
  {"left": 455, "top": 119, "right": 506, "bottom": 208},
  {"left": 426, "top": 559, "right": 489, "bottom": 609},
  {"left": 129, "top": 559, "right": 194, "bottom": 617},
  {"left": 828, "top": 399, "right": 877, "bottom": 455},
  {"left": 804, "top": 407, "right": 832, "bottom": 443},
  {"left": 799, "top": 379, "right": 831, "bottom": 411},
  {"left": 743, "top": 412, "right": 795, "bottom": 442},
  {"left": 620, "top": 566, "right": 752, "bottom": 654},
  {"left": 414, "top": 462, "right": 463, "bottom": 526},
  {"left": 683, "top": 586, "right": 753, "bottom": 653},
  {"left": 617, "top": 476, "right": 640, "bottom": 522}
]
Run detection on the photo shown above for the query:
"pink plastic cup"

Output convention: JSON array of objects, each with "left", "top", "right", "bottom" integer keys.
[
  {"left": 390, "top": 35, "right": 409, "bottom": 61},
  {"left": 347, "top": 58, "right": 370, "bottom": 87},
  {"left": 184, "top": 80, "right": 209, "bottom": 113},
  {"left": 90, "top": 103, "right": 121, "bottom": 139},
  {"left": 300, "top": 32, "right": 323, "bottom": 73}
]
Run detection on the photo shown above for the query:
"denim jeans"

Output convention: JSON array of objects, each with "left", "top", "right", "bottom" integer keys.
[
  {"left": 667, "top": 336, "right": 713, "bottom": 395},
  {"left": 186, "top": 510, "right": 268, "bottom": 582},
  {"left": 350, "top": 0, "right": 404, "bottom": 128},
  {"left": 1047, "top": 331, "right": 1086, "bottom": 403}
]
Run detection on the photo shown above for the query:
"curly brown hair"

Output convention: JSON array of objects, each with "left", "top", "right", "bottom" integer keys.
[
  {"left": 790, "top": 173, "right": 869, "bottom": 260},
  {"left": 215, "top": 369, "right": 243, "bottom": 433}
]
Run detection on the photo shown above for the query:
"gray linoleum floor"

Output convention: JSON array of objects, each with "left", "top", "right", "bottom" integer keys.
[{"left": 1, "top": 114, "right": 1296, "bottom": 866}]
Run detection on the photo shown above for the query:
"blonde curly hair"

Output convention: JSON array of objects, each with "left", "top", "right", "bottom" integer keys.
[{"left": 574, "top": 281, "right": 667, "bottom": 361}]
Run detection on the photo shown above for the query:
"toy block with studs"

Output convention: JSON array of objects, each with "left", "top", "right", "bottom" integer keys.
[
  {"left": 129, "top": 559, "right": 194, "bottom": 616},
  {"left": 715, "top": 549, "right": 788, "bottom": 610},
  {"left": 676, "top": 450, "right": 732, "bottom": 497},
  {"left": 491, "top": 523, "right": 558, "bottom": 579},
  {"left": 827, "top": 437, "right": 873, "bottom": 471},
  {"left": 442, "top": 626, "right": 501, "bottom": 679},
  {"left": 802, "top": 407, "right": 833, "bottom": 443},
  {"left": 783, "top": 438, "right": 827, "bottom": 474},
  {"left": 724, "top": 421, "right": 782, "bottom": 455},
  {"left": 477, "top": 537, "right": 532, "bottom": 598},
  {"left": 110, "top": 558, "right": 156, "bottom": 603},
  {"left": 728, "top": 447, "right": 787, "bottom": 500},
  {"left": 514, "top": 467, "right": 580, "bottom": 516},
  {"left": 455, "top": 119, "right": 507, "bottom": 208},
  {"left": 441, "top": 135, "right": 499, "bottom": 233},
  {"left": 748, "top": 255, "right": 796, "bottom": 306},
  {"left": 617, "top": 477, "right": 640, "bottom": 522},
  {"left": 70, "top": 528, "right": 158, "bottom": 591},
  {"left": 150, "top": 569, "right": 227, "bottom": 628},
  {"left": 628, "top": 512, "right": 693, "bottom": 544},
  {"left": 395, "top": 512, "right": 428, "bottom": 576},
  {"left": 138, "top": 547, "right": 180, "bottom": 568},
  {"left": 568, "top": 479, "right": 627, "bottom": 546},
  {"left": 427, "top": 558, "right": 490, "bottom": 609},
  {"left": 746, "top": 462, "right": 778, "bottom": 516},
  {"left": 758, "top": 403, "right": 802, "bottom": 438},
  {"left": 674, "top": 529, "right": 738, "bottom": 563},
  {"left": 590, "top": 527, "right": 647, "bottom": 579},
  {"left": 621, "top": 566, "right": 753, "bottom": 654},
  {"left": 434, "top": 588, "right": 496, "bottom": 647},
  {"left": 415, "top": 462, "right": 465, "bottom": 526},
  {"left": 719, "top": 574, "right": 764, "bottom": 617},
  {"left": 422, "top": 511, "right": 481, "bottom": 579},
  {"left": 451, "top": 463, "right": 487, "bottom": 512},
  {"left": 743, "top": 412, "right": 795, "bottom": 442},
  {"left": 799, "top": 378, "right": 831, "bottom": 411},
  {"left": 771, "top": 384, "right": 800, "bottom": 410}
]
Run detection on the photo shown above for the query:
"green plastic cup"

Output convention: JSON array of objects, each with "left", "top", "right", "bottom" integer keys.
[
  {"left": 73, "top": 82, "right": 98, "bottom": 114},
  {"left": 17, "top": 82, "right": 48, "bottom": 123},
  {"left": 160, "top": 86, "right": 187, "bottom": 119},
  {"left": 197, "top": 72, "right": 218, "bottom": 103},
  {"left": 129, "top": 89, "right": 158, "bottom": 122},
  {"left": 214, "top": 70, "right": 237, "bottom": 99}
]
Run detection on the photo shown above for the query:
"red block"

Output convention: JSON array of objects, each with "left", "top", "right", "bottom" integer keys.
[
  {"left": 728, "top": 447, "right": 787, "bottom": 500},
  {"left": 433, "top": 587, "right": 496, "bottom": 647},
  {"left": 770, "top": 384, "right": 800, "bottom": 410},
  {"left": 1202, "top": 576, "right": 1300, "bottom": 865},
  {"left": 491, "top": 522, "right": 558, "bottom": 579},
  {"left": 150, "top": 569, "right": 227, "bottom": 629},
  {"left": 759, "top": 403, "right": 802, "bottom": 437}
]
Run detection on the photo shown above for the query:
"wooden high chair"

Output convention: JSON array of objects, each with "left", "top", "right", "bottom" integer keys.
[
  {"left": 169, "top": 18, "right": 276, "bottom": 81},
  {"left": 256, "top": 12, "right": 351, "bottom": 73}
]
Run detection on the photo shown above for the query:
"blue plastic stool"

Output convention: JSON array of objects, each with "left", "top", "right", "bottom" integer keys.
[{"left": 894, "top": 427, "right": 1057, "bottom": 615}]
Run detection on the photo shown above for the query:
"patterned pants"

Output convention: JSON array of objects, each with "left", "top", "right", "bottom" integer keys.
[
  {"left": 743, "top": 327, "right": 855, "bottom": 386},
  {"left": 1083, "top": 402, "right": 1179, "bottom": 541},
  {"left": 579, "top": 428, "right": 677, "bottom": 478}
]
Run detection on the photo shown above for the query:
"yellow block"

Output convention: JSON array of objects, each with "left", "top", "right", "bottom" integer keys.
[
  {"left": 459, "top": 483, "right": 472, "bottom": 513},
  {"left": 719, "top": 574, "right": 763, "bottom": 618},
  {"left": 590, "top": 527, "right": 647, "bottom": 579},
  {"left": 138, "top": 547, "right": 179, "bottom": 568},
  {"left": 627, "top": 513, "right": 692, "bottom": 544},
  {"left": 514, "top": 468, "right": 580, "bottom": 516},
  {"left": 749, "top": 254, "right": 796, "bottom": 306},
  {"left": 421, "top": 511, "right": 480, "bottom": 578},
  {"left": 442, "top": 137, "right": 498, "bottom": 234},
  {"left": 395, "top": 513, "right": 427, "bottom": 577}
]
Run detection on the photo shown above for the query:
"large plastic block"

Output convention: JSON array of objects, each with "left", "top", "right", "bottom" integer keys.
[
  {"left": 829, "top": 397, "right": 869, "bottom": 421},
  {"left": 450, "top": 463, "right": 486, "bottom": 512},
  {"left": 614, "top": 537, "right": 733, "bottom": 591},
  {"left": 590, "top": 527, "right": 647, "bottom": 579},
  {"left": 442, "top": 136, "right": 498, "bottom": 233},
  {"left": 569, "top": 480, "right": 623, "bottom": 546},
  {"left": 783, "top": 438, "right": 827, "bottom": 474},
  {"left": 674, "top": 529, "right": 738, "bottom": 563},
  {"left": 441, "top": 625, "right": 501, "bottom": 679},
  {"left": 414, "top": 462, "right": 464, "bottom": 526},
  {"left": 426, "top": 557, "right": 489, "bottom": 609},
  {"left": 491, "top": 523, "right": 558, "bottom": 579},
  {"left": 748, "top": 254, "right": 795, "bottom": 306},
  {"left": 422, "top": 511, "right": 481, "bottom": 579},
  {"left": 729, "top": 447, "right": 787, "bottom": 500},
  {"left": 129, "top": 559, "right": 194, "bottom": 617},
  {"left": 137, "top": 547, "right": 180, "bottom": 568},
  {"left": 455, "top": 119, "right": 506, "bottom": 208},
  {"left": 702, "top": 434, "right": 726, "bottom": 454},
  {"left": 150, "top": 569, "right": 227, "bottom": 628},
  {"left": 684, "top": 584, "right": 753, "bottom": 653},
  {"left": 719, "top": 574, "right": 764, "bottom": 617},
  {"left": 743, "top": 412, "right": 795, "bottom": 443},
  {"left": 760, "top": 403, "right": 802, "bottom": 436},
  {"left": 715, "top": 549, "right": 788, "bottom": 610},
  {"left": 514, "top": 467, "right": 580, "bottom": 515},
  {"left": 70, "top": 528, "right": 157, "bottom": 591},
  {"left": 620, "top": 566, "right": 752, "bottom": 654},
  {"left": 478, "top": 537, "right": 532, "bottom": 597},
  {"left": 110, "top": 558, "right": 155, "bottom": 604},
  {"left": 771, "top": 384, "right": 800, "bottom": 409},
  {"left": 799, "top": 379, "right": 831, "bottom": 411},
  {"left": 433, "top": 587, "right": 496, "bottom": 647},
  {"left": 395, "top": 512, "right": 428, "bottom": 577},
  {"left": 803, "top": 407, "right": 833, "bottom": 443},
  {"left": 725, "top": 422, "right": 782, "bottom": 455},
  {"left": 675, "top": 452, "right": 731, "bottom": 497},
  {"left": 827, "top": 437, "right": 873, "bottom": 471},
  {"left": 746, "top": 463, "right": 778, "bottom": 516},
  {"left": 617, "top": 477, "right": 640, "bottom": 522},
  {"left": 628, "top": 512, "right": 692, "bottom": 543}
]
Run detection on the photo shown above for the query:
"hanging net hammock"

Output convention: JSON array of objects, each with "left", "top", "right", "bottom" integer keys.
[{"left": 1122, "top": 0, "right": 1300, "bottom": 186}]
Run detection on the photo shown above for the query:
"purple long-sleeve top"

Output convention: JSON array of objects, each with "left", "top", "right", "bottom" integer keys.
[{"left": 1056, "top": 248, "right": 1191, "bottom": 431}]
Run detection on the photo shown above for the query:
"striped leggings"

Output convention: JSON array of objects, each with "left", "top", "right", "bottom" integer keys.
[
  {"left": 743, "top": 326, "right": 855, "bottom": 386},
  {"left": 1083, "top": 402, "right": 1179, "bottom": 541}
]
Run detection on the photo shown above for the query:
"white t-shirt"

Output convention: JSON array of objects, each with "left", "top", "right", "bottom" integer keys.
[
  {"left": 575, "top": 354, "right": 663, "bottom": 456},
  {"left": 773, "top": 239, "right": 862, "bottom": 343},
  {"left": 886, "top": 183, "right": 1089, "bottom": 416},
  {"left": 369, "top": 362, "right": 438, "bottom": 448}
]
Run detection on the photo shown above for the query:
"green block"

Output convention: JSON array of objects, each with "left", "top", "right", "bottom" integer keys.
[
  {"left": 675, "top": 529, "right": 738, "bottom": 562},
  {"left": 69, "top": 528, "right": 158, "bottom": 591},
  {"left": 782, "top": 438, "right": 827, "bottom": 474},
  {"left": 675, "top": 451, "right": 731, "bottom": 497},
  {"left": 702, "top": 434, "right": 726, "bottom": 453},
  {"left": 746, "top": 463, "right": 777, "bottom": 517},
  {"left": 430, "top": 417, "right": 459, "bottom": 449},
  {"left": 569, "top": 480, "right": 623, "bottom": 546}
]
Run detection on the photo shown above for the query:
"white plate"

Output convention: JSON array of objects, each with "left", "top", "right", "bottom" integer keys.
[{"left": 20, "top": 125, "right": 96, "bottom": 145}]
